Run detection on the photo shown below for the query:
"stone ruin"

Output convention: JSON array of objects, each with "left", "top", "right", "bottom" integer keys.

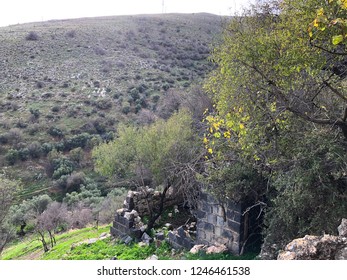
[
  {"left": 110, "top": 186, "right": 263, "bottom": 255},
  {"left": 277, "top": 218, "right": 347, "bottom": 260}
]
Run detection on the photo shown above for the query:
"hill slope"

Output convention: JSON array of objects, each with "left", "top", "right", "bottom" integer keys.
[{"left": 0, "top": 13, "right": 223, "bottom": 199}]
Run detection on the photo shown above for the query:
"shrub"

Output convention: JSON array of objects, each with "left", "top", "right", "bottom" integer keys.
[
  {"left": 66, "top": 172, "right": 86, "bottom": 193},
  {"left": 25, "top": 31, "right": 39, "bottom": 41},
  {"left": 48, "top": 126, "right": 64, "bottom": 138},
  {"left": 66, "top": 30, "right": 76, "bottom": 38},
  {"left": 69, "top": 147, "right": 84, "bottom": 164},
  {"left": 18, "top": 148, "right": 30, "bottom": 161},
  {"left": 6, "top": 149, "right": 19, "bottom": 165},
  {"left": 95, "top": 99, "right": 112, "bottom": 110},
  {"left": 42, "top": 142, "right": 54, "bottom": 155},
  {"left": 28, "top": 141, "right": 42, "bottom": 158},
  {"left": 0, "top": 133, "right": 9, "bottom": 144},
  {"left": 52, "top": 157, "right": 74, "bottom": 179},
  {"left": 63, "top": 133, "right": 91, "bottom": 151}
]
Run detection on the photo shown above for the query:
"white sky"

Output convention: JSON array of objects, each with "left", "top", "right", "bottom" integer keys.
[{"left": 0, "top": 0, "right": 253, "bottom": 27}]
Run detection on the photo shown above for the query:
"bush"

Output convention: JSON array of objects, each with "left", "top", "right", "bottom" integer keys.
[
  {"left": 52, "top": 157, "right": 74, "bottom": 179},
  {"left": 25, "top": 31, "right": 39, "bottom": 41},
  {"left": 6, "top": 149, "right": 19, "bottom": 165},
  {"left": 0, "top": 133, "right": 9, "bottom": 144},
  {"left": 28, "top": 141, "right": 42, "bottom": 158},
  {"left": 18, "top": 148, "right": 30, "bottom": 161},
  {"left": 63, "top": 133, "right": 91, "bottom": 151},
  {"left": 48, "top": 126, "right": 64, "bottom": 138},
  {"left": 66, "top": 172, "right": 86, "bottom": 193}
]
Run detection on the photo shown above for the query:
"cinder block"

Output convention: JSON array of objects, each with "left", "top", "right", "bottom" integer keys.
[
  {"left": 204, "top": 222, "right": 214, "bottom": 232},
  {"left": 207, "top": 213, "right": 217, "bottom": 224},
  {"left": 227, "top": 219, "right": 241, "bottom": 232},
  {"left": 216, "top": 215, "right": 225, "bottom": 226}
]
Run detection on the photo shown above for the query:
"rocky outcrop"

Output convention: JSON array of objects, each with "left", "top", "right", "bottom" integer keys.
[{"left": 277, "top": 219, "right": 347, "bottom": 260}]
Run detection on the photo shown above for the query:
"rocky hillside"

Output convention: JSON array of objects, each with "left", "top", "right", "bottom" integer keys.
[{"left": 0, "top": 13, "right": 223, "bottom": 199}]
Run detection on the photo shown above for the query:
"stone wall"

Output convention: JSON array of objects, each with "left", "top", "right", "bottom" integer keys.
[
  {"left": 111, "top": 187, "right": 262, "bottom": 255},
  {"left": 196, "top": 191, "right": 262, "bottom": 255},
  {"left": 111, "top": 186, "right": 184, "bottom": 240}
]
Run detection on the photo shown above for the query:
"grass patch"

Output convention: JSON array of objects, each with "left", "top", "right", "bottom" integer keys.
[{"left": 1, "top": 225, "right": 110, "bottom": 260}]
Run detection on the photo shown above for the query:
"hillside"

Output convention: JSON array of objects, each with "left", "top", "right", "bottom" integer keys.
[{"left": 0, "top": 13, "right": 223, "bottom": 199}]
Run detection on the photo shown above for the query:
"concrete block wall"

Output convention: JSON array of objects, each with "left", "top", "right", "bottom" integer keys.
[{"left": 196, "top": 191, "right": 244, "bottom": 255}]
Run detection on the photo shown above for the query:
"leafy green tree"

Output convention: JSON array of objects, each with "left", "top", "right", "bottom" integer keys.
[
  {"left": 203, "top": 0, "right": 347, "bottom": 254},
  {"left": 93, "top": 110, "right": 202, "bottom": 231}
]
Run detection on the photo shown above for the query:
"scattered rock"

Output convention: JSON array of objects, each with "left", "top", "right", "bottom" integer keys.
[
  {"left": 120, "top": 235, "right": 133, "bottom": 245},
  {"left": 338, "top": 218, "right": 347, "bottom": 237},
  {"left": 206, "top": 244, "right": 228, "bottom": 254},
  {"left": 164, "top": 223, "right": 173, "bottom": 230},
  {"left": 277, "top": 234, "right": 347, "bottom": 260},
  {"left": 155, "top": 232, "right": 165, "bottom": 241},
  {"left": 190, "top": 244, "right": 206, "bottom": 254},
  {"left": 146, "top": 254, "right": 158, "bottom": 260},
  {"left": 141, "top": 232, "right": 153, "bottom": 245}
]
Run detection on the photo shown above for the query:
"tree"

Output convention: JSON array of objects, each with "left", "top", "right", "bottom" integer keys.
[
  {"left": 203, "top": 0, "right": 347, "bottom": 253},
  {"left": 37, "top": 202, "right": 69, "bottom": 249},
  {"left": 93, "top": 110, "right": 202, "bottom": 231},
  {"left": 0, "top": 175, "right": 21, "bottom": 254}
]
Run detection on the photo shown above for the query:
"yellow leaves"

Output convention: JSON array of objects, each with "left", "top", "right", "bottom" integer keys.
[
  {"left": 239, "top": 123, "right": 245, "bottom": 130},
  {"left": 313, "top": 19, "right": 319, "bottom": 28},
  {"left": 270, "top": 102, "right": 277, "bottom": 112},
  {"left": 207, "top": 148, "right": 213, "bottom": 154},
  {"left": 223, "top": 131, "right": 231, "bottom": 138}
]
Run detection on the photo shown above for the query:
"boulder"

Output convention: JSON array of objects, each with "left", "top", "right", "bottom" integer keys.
[
  {"left": 206, "top": 244, "right": 228, "bottom": 254},
  {"left": 338, "top": 218, "right": 347, "bottom": 237},
  {"left": 277, "top": 234, "right": 347, "bottom": 260},
  {"left": 190, "top": 244, "right": 206, "bottom": 254},
  {"left": 141, "top": 232, "right": 153, "bottom": 245}
]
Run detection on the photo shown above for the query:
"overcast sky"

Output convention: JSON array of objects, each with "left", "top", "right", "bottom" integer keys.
[{"left": 0, "top": 0, "right": 253, "bottom": 27}]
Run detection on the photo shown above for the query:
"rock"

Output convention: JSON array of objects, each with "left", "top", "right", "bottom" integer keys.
[
  {"left": 99, "top": 233, "right": 111, "bottom": 240},
  {"left": 99, "top": 232, "right": 108, "bottom": 238},
  {"left": 120, "top": 235, "right": 133, "bottom": 245},
  {"left": 138, "top": 242, "right": 148, "bottom": 247},
  {"left": 116, "top": 208, "right": 127, "bottom": 215},
  {"left": 277, "top": 234, "right": 347, "bottom": 260},
  {"left": 338, "top": 218, "right": 347, "bottom": 237},
  {"left": 259, "top": 243, "right": 281, "bottom": 260},
  {"left": 206, "top": 244, "right": 228, "bottom": 254},
  {"left": 155, "top": 232, "right": 165, "bottom": 241},
  {"left": 130, "top": 209, "right": 139, "bottom": 217},
  {"left": 165, "top": 223, "right": 173, "bottom": 230},
  {"left": 335, "top": 247, "right": 347, "bottom": 260},
  {"left": 124, "top": 212, "right": 134, "bottom": 220},
  {"left": 190, "top": 244, "right": 206, "bottom": 254},
  {"left": 141, "top": 232, "right": 153, "bottom": 245},
  {"left": 146, "top": 254, "right": 158, "bottom": 260}
]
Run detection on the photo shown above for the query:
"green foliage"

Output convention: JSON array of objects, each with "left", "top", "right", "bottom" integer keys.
[
  {"left": 0, "top": 175, "right": 21, "bottom": 254},
  {"left": 93, "top": 110, "right": 200, "bottom": 188},
  {"left": 52, "top": 157, "right": 74, "bottom": 179},
  {"left": 203, "top": 0, "right": 347, "bottom": 251},
  {"left": 5, "top": 149, "right": 19, "bottom": 165}
]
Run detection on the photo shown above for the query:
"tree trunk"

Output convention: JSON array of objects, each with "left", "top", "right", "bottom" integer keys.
[
  {"left": 37, "top": 231, "right": 49, "bottom": 252},
  {"left": 146, "top": 183, "right": 170, "bottom": 233}
]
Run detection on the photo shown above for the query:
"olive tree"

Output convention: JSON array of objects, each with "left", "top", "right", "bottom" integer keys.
[{"left": 92, "top": 110, "right": 202, "bottom": 231}]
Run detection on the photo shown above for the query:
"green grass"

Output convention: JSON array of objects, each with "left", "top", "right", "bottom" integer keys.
[
  {"left": 1, "top": 225, "right": 110, "bottom": 260},
  {"left": 1, "top": 224, "right": 256, "bottom": 260}
]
